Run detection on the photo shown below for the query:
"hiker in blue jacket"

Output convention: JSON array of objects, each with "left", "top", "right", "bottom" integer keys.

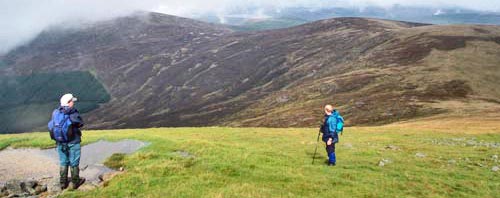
[
  {"left": 321, "top": 104, "right": 342, "bottom": 166},
  {"left": 50, "top": 93, "right": 85, "bottom": 190}
]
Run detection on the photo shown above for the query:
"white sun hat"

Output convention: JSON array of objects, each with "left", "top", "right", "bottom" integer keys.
[{"left": 60, "top": 93, "right": 78, "bottom": 107}]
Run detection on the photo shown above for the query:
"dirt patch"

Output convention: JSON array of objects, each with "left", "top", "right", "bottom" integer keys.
[
  {"left": 0, "top": 148, "right": 58, "bottom": 182},
  {"left": 422, "top": 80, "right": 472, "bottom": 99},
  {"left": 0, "top": 140, "right": 148, "bottom": 183}
]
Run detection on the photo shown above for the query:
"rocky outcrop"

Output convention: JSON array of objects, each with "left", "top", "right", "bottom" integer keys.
[
  {"left": 1, "top": 179, "right": 47, "bottom": 197},
  {"left": 1, "top": 170, "right": 124, "bottom": 197}
]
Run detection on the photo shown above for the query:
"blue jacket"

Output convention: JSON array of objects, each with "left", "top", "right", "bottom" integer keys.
[
  {"left": 58, "top": 106, "right": 84, "bottom": 144},
  {"left": 322, "top": 110, "right": 340, "bottom": 143}
]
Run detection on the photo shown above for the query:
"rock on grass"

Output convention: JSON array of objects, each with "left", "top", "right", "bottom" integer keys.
[
  {"left": 378, "top": 159, "right": 392, "bottom": 167},
  {"left": 415, "top": 153, "right": 426, "bottom": 158},
  {"left": 385, "top": 145, "right": 400, "bottom": 150}
]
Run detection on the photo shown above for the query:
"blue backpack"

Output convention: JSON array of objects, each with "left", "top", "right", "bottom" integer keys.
[
  {"left": 48, "top": 109, "right": 73, "bottom": 142},
  {"left": 321, "top": 112, "right": 345, "bottom": 134},
  {"left": 336, "top": 114, "right": 344, "bottom": 134}
]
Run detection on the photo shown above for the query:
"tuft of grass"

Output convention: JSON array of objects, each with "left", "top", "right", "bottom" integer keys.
[
  {"left": 1, "top": 125, "right": 499, "bottom": 197},
  {"left": 104, "top": 153, "right": 127, "bottom": 170}
]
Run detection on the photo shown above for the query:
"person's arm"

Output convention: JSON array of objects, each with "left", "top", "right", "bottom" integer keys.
[{"left": 70, "top": 110, "right": 84, "bottom": 128}]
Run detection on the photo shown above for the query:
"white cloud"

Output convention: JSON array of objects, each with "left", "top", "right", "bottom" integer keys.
[
  {"left": 0, "top": 0, "right": 160, "bottom": 54},
  {"left": 0, "top": 0, "right": 499, "bottom": 54}
]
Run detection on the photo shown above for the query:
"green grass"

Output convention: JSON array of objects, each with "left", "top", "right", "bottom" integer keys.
[
  {"left": 104, "top": 153, "right": 127, "bottom": 170},
  {"left": 0, "top": 127, "right": 499, "bottom": 197}
]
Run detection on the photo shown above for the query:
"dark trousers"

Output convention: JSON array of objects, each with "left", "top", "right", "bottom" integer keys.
[
  {"left": 326, "top": 143, "right": 335, "bottom": 154},
  {"left": 323, "top": 133, "right": 338, "bottom": 164},
  {"left": 325, "top": 142, "right": 336, "bottom": 164}
]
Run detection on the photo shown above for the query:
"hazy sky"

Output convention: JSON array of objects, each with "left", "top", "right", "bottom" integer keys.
[{"left": 1, "top": 0, "right": 499, "bottom": 54}]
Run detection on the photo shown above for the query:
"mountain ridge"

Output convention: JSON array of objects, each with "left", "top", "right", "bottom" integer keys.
[{"left": 1, "top": 12, "right": 499, "bottom": 132}]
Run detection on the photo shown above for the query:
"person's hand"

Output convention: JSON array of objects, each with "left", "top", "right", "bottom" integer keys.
[{"left": 327, "top": 138, "right": 332, "bottom": 145}]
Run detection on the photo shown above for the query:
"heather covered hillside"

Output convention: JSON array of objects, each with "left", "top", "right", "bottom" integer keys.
[{"left": 1, "top": 12, "right": 500, "bottom": 132}]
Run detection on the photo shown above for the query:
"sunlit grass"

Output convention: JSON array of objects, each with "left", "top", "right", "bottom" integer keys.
[{"left": 0, "top": 125, "right": 499, "bottom": 197}]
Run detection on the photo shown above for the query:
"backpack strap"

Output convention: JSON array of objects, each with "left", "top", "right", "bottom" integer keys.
[{"left": 58, "top": 114, "right": 70, "bottom": 128}]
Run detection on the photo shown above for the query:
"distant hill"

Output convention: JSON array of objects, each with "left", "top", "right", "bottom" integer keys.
[
  {"left": 196, "top": 6, "right": 500, "bottom": 31},
  {"left": 1, "top": 12, "right": 500, "bottom": 132}
]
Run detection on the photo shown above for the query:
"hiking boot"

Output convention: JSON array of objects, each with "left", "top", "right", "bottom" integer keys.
[
  {"left": 59, "top": 166, "right": 69, "bottom": 190},
  {"left": 328, "top": 162, "right": 336, "bottom": 166},
  {"left": 70, "top": 166, "right": 86, "bottom": 190}
]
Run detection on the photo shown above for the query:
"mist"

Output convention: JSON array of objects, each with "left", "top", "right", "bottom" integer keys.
[{"left": 1, "top": 0, "right": 499, "bottom": 54}]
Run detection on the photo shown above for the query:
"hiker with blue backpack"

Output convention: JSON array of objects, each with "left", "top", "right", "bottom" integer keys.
[
  {"left": 48, "top": 93, "right": 86, "bottom": 190},
  {"left": 320, "top": 104, "right": 344, "bottom": 166}
]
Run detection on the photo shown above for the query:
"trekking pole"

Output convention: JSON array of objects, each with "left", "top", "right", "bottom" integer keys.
[{"left": 312, "top": 130, "right": 321, "bottom": 164}]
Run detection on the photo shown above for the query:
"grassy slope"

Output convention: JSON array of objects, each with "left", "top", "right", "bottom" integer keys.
[{"left": 0, "top": 121, "right": 499, "bottom": 197}]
